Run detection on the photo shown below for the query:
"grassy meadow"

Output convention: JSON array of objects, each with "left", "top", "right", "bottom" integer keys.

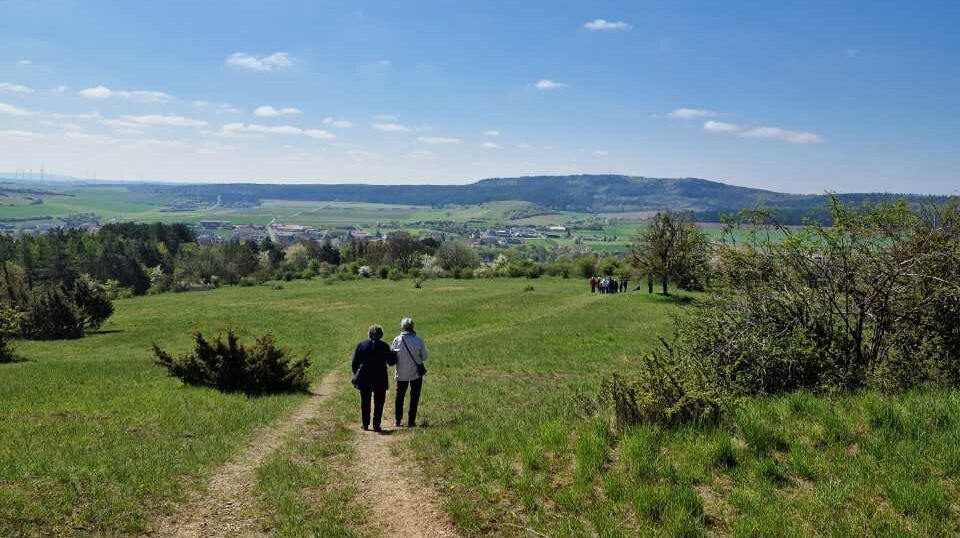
[{"left": 2, "top": 278, "right": 958, "bottom": 537}]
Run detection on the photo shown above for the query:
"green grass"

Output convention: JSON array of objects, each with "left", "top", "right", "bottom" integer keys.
[{"left": 2, "top": 278, "right": 959, "bottom": 537}]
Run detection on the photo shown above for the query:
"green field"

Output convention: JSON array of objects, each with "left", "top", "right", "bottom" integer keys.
[{"left": 2, "top": 278, "right": 959, "bottom": 537}]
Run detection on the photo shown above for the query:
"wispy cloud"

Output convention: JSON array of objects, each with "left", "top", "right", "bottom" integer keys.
[
  {"left": 17, "top": 59, "right": 32, "bottom": 66},
  {"left": 481, "top": 142, "right": 500, "bottom": 149},
  {"left": 417, "top": 136, "right": 461, "bottom": 144},
  {"left": 583, "top": 19, "right": 632, "bottom": 31},
  {"left": 535, "top": 79, "right": 567, "bottom": 90},
  {"left": 121, "top": 114, "right": 208, "bottom": 127},
  {"left": 374, "top": 114, "right": 398, "bottom": 121},
  {"left": 741, "top": 126, "right": 825, "bottom": 144},
  {"left": 323, "top": 117, "right": 353, "bottom": 128},
  {"left": 226, "top": 52, "right": 292, "bottom": 72},
  {"left": 0, "top": 82, "right": 33, "bottom": 93},
  {"left": 669, "top": 108, "right": 718, "bottom": 119},
  {"left": 78, "top": 85, "right": 173, "bottom": 103},
  {"left": 373, "top": 122, "right": 410, "bottom": 133},
  {"left": 219, "top": 122, "right": 334, "bottom": 140},
  {"left": 404, "top": 150, "right": 435, "bottom": 161},
  {"left": 254, "top": 105, "right": 301, "bottom": 118},
  {"left": 592, "top": 149, "right": 609, "bottom": 156},
  {"left": 482, "top": 130, "right": 500, "bottom": 137},
  {"left": 0, "top": 102, "right": 32, "bottom": 116},
  {"left": 703, "top": 120, "right": 740, "bottom": 133},
  {"left": 0, "top": 129, "right": 43, "bottom": 140}
]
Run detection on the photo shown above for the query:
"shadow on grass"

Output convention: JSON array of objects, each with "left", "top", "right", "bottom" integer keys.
[
  {"left": 90, "top": 329, "right": 125, "bottom": 335},
  {"left": 0, "top": 354, "right": 30, "bottom": 364}
]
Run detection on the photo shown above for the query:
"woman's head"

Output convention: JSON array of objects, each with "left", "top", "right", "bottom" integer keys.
[
  {"left": 400, "top": 317, "right": 415, "bottom": 332},
  {"left": 368, "top": 324, "right": 384, "bottom": 341}
]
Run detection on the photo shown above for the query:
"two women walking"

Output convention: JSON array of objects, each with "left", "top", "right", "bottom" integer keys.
[{"left": 351, "top": 317, "right": 428, "bottom": 433}]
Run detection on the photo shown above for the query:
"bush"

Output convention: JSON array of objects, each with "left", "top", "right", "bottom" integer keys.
[
  {"left": 0, "top": 305, "right": 22, "bottom": 363},
  {"left": 22, "top": 286, "right": 84, "bottom": 340},
  {"left": 388, "top": 268, "right": 403, "bottom": 281},
  {"left": 152, "top": 330, "right": 310, "bottom": 395},
  {"left": 238, "top": 276, "right": 257, "bottom": 287},
  {"left": 598, "top": 339, "right": 727, "bottom": 429},
  {"left": 379, "top": 266, "right": 390, "bottom": 279}
]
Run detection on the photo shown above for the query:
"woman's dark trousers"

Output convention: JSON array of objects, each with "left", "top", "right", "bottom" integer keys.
[
  {"left": 360, "top": 387, "right": 386, "bottom": 429},
  {"left": 395, "top": 378, "right": 423, "bottom": 426}
]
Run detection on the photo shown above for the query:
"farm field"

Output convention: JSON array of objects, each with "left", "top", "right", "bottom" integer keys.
[{"left": 2, "top": 278, "right": 959, "bottom": 537}]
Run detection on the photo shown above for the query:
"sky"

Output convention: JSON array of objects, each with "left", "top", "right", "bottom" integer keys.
[{"left": 0, "top": 0, "right": 957, "bottom": 194}]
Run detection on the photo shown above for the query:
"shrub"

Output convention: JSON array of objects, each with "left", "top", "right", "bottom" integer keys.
[
  {"left": 71, "top": 275, "right": 114, "bottom": 331},
  {"left": 388, "top": 268, "right": 403, "bottom": 281},
  {"left": 0, "top": 305, "right": 22, "bottom": 363},
  {"left": 152, "top": 330, "right": 310, "bottom": 395},
  {"left": 238, "top": 276, "right": 257, "bottom": 287},
  {"left": 22, "top": 286, "right": 84, "bottom": 340},
  {"left": 379, "top": 266, "right": 390, "bottom": 279}
]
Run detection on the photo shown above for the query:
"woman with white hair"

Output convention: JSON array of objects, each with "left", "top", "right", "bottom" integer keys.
[{"left": 391, "top": 317, "right": 428, "bottom": 428}]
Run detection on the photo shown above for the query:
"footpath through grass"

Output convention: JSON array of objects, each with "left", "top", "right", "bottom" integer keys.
[{"left": 2, "top": 278, "right": 960, "bottom": 537}]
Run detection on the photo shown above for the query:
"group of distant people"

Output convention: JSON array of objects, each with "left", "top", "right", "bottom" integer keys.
[{"left": 590, "top": 275, "right": 629, "bottom": 294}]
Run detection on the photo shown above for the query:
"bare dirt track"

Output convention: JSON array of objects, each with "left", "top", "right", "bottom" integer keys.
[
  {"left": 352, "top": 426, "right": 460, "bottom": 538},
  {"left": 147, "top": 372, "right": 338, "bottom": 538}
]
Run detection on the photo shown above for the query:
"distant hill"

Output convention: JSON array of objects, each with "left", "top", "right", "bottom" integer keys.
[{"left": 125, "top": 174, "right": 949, "bottom": 224}]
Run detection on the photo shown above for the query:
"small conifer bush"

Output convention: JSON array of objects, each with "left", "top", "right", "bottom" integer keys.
[{"left": 152, "top": 330, "right": 311, "bottom": 395}]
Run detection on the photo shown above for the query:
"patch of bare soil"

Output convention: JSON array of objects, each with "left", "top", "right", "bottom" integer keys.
[{"left": 146, "top": 372, "right": 338, "bottom": 538}]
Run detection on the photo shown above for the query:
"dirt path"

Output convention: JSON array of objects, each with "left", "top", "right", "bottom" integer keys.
[
  {"left": 353, "top": 429, "right": 460, "bottom": 538},
  {"left": 148, "top": 372, "right": 339, "bottom": 538}
]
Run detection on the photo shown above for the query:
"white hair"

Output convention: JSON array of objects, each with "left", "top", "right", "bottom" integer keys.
[{"left": 400, "top": 317, "right": 415, "bottom": 332}]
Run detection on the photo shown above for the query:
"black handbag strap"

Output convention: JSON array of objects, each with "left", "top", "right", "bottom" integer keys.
[{"left": 399, "top": 336, "right": 421, "bottom": 365}]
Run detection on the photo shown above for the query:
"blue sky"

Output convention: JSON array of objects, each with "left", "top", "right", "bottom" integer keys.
[{"left": 0, "top": 0, "right": 957, "bottom": 193}]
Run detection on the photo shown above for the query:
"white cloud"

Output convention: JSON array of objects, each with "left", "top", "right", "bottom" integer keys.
[
  {"left": 703, "top": 120, "right": 740, "bottom": 133},
  {"left": 584, "top": 19, "right": 632, "bottom": 31},
  {"left": 846, "top": 48, "right": 860, "bottom": 57},
  {"left": 323, "top": 117, "right": 353, "bottom": 128},
  {"left": 18, "top": 59, "right": 32, "bottom": 65},
  {"left": 482, "top": 130, "right": 500, "bottom": 137},
  {"left": 62, "top": 123, "right": 83, "bottom": 131},
  {"left": 481, "top": 142, "right": 500, "bottom": 149},
  {"left": 65, "top": 131, "right": 120, "bottom": 144},
  {"left": 0, "top": 130, "right": 43, "bottom": 140},
  {"left": 535, "top": 79, "right": 567, "bottom": 90},
  {"left": 417, "top": 136, "right": 461, "bottom": 144},
  {"left": 120, "top": 114, "right": 208, "bottom": 127},
  {"left": 404, "top": 150, "right": 435, "bottom": 161},
  {"left": 254, "top": 105, "right": 302, "bottom": 118},
  {"left": 374, "top": 114, "right": 398, "bottom": 121},
  {"left": 226, "top": 52, "right": 292, "bottom": 72},
  {"left": 219, "top": 122, "right": 335, "bottom": 140},
  {"left": 593, "top": 149, "right": 610, "bottom": 156},
  {"left": 374, "top": 122, "right": 410, "bottom": 133},
  {"left": 0, "top": 82, "right": 33, "bottom": 93},
  {"left": 669, "top": 108, "right": 718, "bottom": 119},
  {"left": 377, "top": 59, "right": 392, "bottom": 66},
  {"left": 0, "top": 102, "right": 32, "bottom": 116},
  {"left": 517, "top": 143, "right": 532, "bottom": 149},
  {"left": 78, "top": 85, "right": 173, "bottom": 103},
  {"left": 741, "top": 126, "right": 825, "bottom": 144}
]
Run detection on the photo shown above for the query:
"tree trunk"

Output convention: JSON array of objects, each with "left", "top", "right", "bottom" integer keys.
[
  {"left": 661, "top": 275, "right": 669, "bottom": 295},
  {"left": 647, "top": 272, "right": 654, "bottom": 294}
]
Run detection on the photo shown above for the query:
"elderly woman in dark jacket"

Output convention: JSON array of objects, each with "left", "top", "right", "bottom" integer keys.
[{"left": 351, "top": 325, "right": 397, "bottom": 432}]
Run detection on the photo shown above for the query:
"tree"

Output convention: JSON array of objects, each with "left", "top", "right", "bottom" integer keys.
[
  {"left": 631, "top": 210, "right": 709, "bottom": 294},
  {"left": 434, "top": 241, "right": 480, "bottom": 271},
  {"left": 385, "top": 232, "right": 424, "bottom": 273},
  {"left": 71, "top": 275, "right": 114, "bottom": 331}
]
